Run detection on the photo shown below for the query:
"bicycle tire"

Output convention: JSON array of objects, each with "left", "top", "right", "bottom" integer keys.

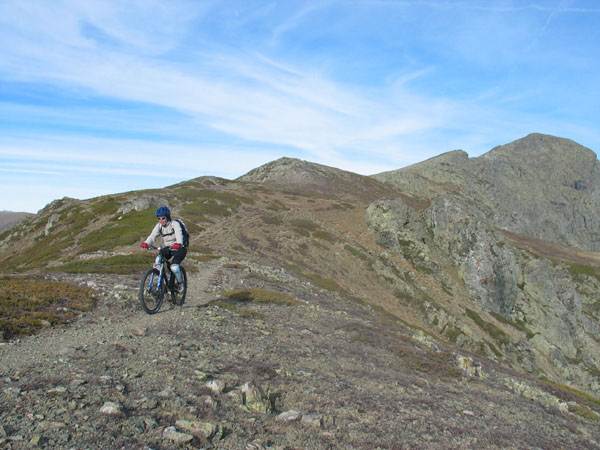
[
  {"left": 170, "top": 266, "right": 187, "bottom": 306},
  {"left": 139, "top": 268, "right": 166, "bottom": 314}
]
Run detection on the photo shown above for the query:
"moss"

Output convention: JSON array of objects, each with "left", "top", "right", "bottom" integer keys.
[
  {"left": 220, "top": 288, "right": 300, "bottom": 305},
  {"left": 0, "top": 276, "right": 96, "bottom": 340}
]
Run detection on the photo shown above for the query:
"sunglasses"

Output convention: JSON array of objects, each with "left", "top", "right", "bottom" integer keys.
[{"left": 157, "top": 216, "right": 167, "bottom": 221}]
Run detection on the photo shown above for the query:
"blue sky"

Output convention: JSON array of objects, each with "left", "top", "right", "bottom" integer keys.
[{"left": 1, "top": 1, "right": 599, "bottom": 213}]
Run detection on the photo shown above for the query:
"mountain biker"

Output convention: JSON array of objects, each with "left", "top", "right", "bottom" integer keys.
[{"left": 141, "top": 206, "right": 187, "bottom": 286}]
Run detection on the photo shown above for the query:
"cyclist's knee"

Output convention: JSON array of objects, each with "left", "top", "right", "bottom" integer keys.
[{"left": 171, "top": 264, "right": 183, "bottom": 283}]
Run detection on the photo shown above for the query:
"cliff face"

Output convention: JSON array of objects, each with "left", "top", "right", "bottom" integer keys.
[
  {"left": 373, "top": 133, "right": 600, "bottom": 251},
  {"left": 368, "top": 133, "right": 600, "bottom": 395}
]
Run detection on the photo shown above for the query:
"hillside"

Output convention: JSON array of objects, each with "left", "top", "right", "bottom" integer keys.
[
  {"left": 2, "top": 134, "right": 600, "bottom": 447},
  {"left": 0, "top": 211, "right": 33, "bottom": 234}
]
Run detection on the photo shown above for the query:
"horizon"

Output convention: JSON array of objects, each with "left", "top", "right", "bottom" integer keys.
[{"left": 2, "top": 1, "right": 600, "bottom": 213}]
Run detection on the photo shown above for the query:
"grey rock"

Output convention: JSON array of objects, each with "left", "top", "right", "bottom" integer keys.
[{"left": 163, "top": 426, "right": 194, "bottom": 444}]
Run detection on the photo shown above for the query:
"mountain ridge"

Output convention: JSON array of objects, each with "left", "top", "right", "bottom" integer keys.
[{"left": 2, "top": 133, "right": 600, "bottom": 447}]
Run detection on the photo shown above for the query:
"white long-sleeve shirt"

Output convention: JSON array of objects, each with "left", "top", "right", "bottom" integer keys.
[{"left": 144, "top": 219, "right": 184, "bottom": 248}]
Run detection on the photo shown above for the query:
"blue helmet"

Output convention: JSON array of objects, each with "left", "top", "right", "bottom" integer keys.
[{"left": 155, "top": 206, "right": 171, "bottom": 217}]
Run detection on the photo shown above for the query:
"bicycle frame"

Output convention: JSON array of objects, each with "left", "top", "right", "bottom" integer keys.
[
  {"left": 140, "top": 244, "right": 187, "bottom": 313},
  {"left": 148, "top": 245, "right": 170, "bottom": 289}
]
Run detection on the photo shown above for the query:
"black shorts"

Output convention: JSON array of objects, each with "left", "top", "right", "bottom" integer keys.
[{"left": 160, "top": 246, "right": 187, "bottom": 265}]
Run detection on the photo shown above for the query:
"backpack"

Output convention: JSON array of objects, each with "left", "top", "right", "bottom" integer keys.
[
  {"left": 160, "top": 218, "right": 190, "bottom": 248},
  {"left": 174, "top": 218, "right": 190, "bottom": 248}
]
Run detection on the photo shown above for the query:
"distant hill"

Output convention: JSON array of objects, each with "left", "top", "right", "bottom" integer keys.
[
  {"left": 0, "top": 211, "right": 33, "bottom": 234},
  {"left": 2, "top": 133, "right": 600, "bottom": 447}
]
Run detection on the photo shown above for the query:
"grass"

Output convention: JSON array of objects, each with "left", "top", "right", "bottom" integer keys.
[
  {"left": 540, "top": 377, "right": 600, "bottom": 407},
  {"left": 563, "top": 261, "right": 600, "bottom": 282},
  {"left": 181, "top": 190, "right": 255, "bottom": 222},
  {"left": 0, "top": 276, "right": 96, "bottom": 340},
  {"left": 489, "top": 311, "right": 528, "bottom": 333},
  {"left": 261, "top": 215, "right": 283, "bottom": 225},
  {"left": 78, "top": 208, "right": 157, "bottom": 253},
  {"left": 289, "top": 218, "right": 320, "bottom": 232},
  {"left": 313, "top": 230, "right": 341, "bottom": 243},
  {"left": 303, "top": 273, "right": 344, "bottom": 293},
  {"left": 344, "top": 244, "right": 372, "bottom": 263},
  {"left": 5, "top": 239, "right": 72, "bottom": 272},
  {"left": 220, "top": 288, "right": 300, "bottom": 305},
  {"left": 465, "top": 308, "right": 511, "bottom": 346},
  {"left": 207, "top": 300, "right": 265, "bottom": 319},
  {"left": 58, "top": 254, "right": 153, "bottom": 274}
]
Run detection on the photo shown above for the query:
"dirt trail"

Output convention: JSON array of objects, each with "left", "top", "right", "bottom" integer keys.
[{"left": 0, "top": 260, "right": 222, "bottom": 374}]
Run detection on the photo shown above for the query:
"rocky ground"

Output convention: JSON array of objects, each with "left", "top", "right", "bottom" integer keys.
[{"left": 2, "top": 257, "right": 600, "bottom": 449}]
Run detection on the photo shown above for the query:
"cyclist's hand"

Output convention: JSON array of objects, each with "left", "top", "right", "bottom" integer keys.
[
  {"left": 141, "top": 242, "right": 148, "bottom": 249},
  {"left": 172, "top": 243, "right": 181, "bottom": 250}
]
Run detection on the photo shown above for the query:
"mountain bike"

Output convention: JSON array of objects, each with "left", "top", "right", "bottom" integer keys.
[{"left": 139, "top": 245, "right": 187, "bottom": 314}]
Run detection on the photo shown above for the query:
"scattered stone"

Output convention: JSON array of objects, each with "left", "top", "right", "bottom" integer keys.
[
  {"left": 195, "top": 370, "right": 208, "bottom": 380},
  {"left": 202, "top": 395, "right": 217, "bottom": 408},
  {"left": 144, "top": 417, "right": 158, "bottom": 429},
  {"left": 30, "top": 434, "right": 43, "bottom": 446},
  {"left": 241, "top": 382, "right": 272, "bottom": 414},
  {"left": 301, "top": 414, "right": 322, "bottom": 428},
  {"left": 36, "top": 421, "right": 66, "bottom": 432},
  {"left": 99, "top": 401, "right": 123, "bottom": 415},
  {"left": 47, "top": 386, "right": 67, "bottom": 395},
  {"left": 206, "top": 379, "right": 226, "bottom": 394},
  {"left": 175, "top": 419, "right": 220, "bottom": 440},
  {"left": 276, "top": 410, "right": 301, "bottom": 422},
  {"left": 457, "top": 355, "right": 485, "bottom": 378},
  {"left": 130, "top": 327, "right": 147, "bottom": 336},
  {"left": 163, "top": 426, "right": 194, "bottom": 444}
]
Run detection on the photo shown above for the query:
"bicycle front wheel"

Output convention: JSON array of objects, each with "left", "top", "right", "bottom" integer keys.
[
  {"left": 170, "top": 266, "right": 187, "bottom": 306},
  {"left": 139, "top": 268, "right": 166, "bottom": 314}
]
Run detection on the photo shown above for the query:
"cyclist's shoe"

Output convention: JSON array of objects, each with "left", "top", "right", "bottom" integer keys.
[{"left": 174, "top": 281, "right": 184, "bottom": 295}]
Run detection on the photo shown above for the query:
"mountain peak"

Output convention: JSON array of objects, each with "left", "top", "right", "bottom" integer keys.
[
  {"left": 482, "top": 133, "right": 597, "bottom": 165},
  {"left": 238, "top": 157, "right": 393, "bottom": 199}
]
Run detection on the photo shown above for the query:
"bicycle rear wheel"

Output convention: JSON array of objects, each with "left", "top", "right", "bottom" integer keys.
[
  {"left": 139, "top": 268, "right": 166, "bottom": 314},
  {"left": 170, "top": 266, "right": 187, "bottom": 306}
]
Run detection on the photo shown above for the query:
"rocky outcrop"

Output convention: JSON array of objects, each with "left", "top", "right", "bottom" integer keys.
[
  {"left": 373, "top": 133, "right": 600, "bottom": 252},
  {"left": 367, "top": 135, "right": 600, "bottom": 395}
]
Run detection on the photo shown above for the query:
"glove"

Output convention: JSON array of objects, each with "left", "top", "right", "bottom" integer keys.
[
  {"left": 141, "top": 242, "right": 148, "bottom": 249},
  {"left": 172, "top": 243, "right": 181, "bottom": 250}
]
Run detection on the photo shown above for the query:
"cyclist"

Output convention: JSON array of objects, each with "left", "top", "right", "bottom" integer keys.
[{"left": 141, "top": 206, "right": 187, "bottom": 288}]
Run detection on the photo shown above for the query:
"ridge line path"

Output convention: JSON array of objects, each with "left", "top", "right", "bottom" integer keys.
[{"left": 0, "top": 260, "right": 223, "bottom": 374}]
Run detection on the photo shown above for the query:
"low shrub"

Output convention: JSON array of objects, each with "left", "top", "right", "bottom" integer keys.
[
  {"left": 0, "top": 276, "right": 96, "bottom": 340},
  {"left": 220, "top": 288, "right": 300, "bottom": 305}
]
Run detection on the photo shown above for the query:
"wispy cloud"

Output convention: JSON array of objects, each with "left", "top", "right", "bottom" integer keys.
[{"left": 1, "top": 0, "right": 599, "bottom": 212}]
